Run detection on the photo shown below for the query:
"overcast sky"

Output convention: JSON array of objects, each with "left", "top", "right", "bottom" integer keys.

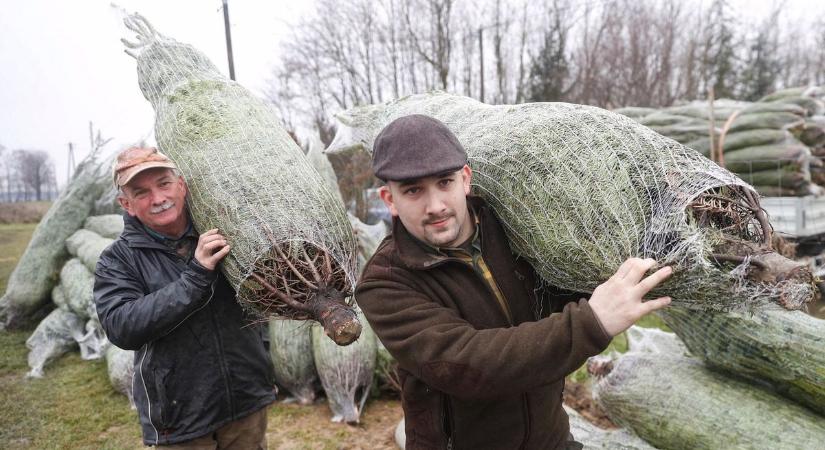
[
  {"left": 0, "top": 0, "right": 315, "bottom": 187},
  {"left": 0, "top": 0, "right": 821, "bottom": 188}
]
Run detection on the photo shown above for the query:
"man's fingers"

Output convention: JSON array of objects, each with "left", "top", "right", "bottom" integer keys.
[
  {"left": 202, "top": 240, "right": 228, "bottom": 252},
  {"left": 200, "top": 228, "right": 219, "bottom": 239},
  {"left": 613, "top": 258, "right": 638, "bottom": 280},
  {"left": 624, "top": 258, "right": 657, "bottom": 284},
  {"left": 635, "top": 266, "right": 673, "bottom": 295},
  {"left": 210, "top": 245, "right": 231, "bottom": 261},
  {"left": 642, "top": 296, "right": 671, "bottom": 314},
  {"left": 198, "top": 233, "right": 225, "bottom": 246}
]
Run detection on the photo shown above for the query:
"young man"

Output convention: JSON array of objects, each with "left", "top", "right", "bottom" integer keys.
[
  {"left": 94, "top": 146, "right": 276, "bottom": 449},
  {"left": 355, "top": 115, "right": 672, "bottom": 450}
]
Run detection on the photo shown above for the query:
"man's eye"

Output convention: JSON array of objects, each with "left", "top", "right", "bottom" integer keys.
[
  {"left": 404, "top": 187, "right": 420, "bottom": 195},
  {"left": 439, "top": 179, "right": 453, "bottom": 187}
]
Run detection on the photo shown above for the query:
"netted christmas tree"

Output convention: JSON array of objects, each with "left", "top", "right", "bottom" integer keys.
[
  {"left": 328, "top": 91, "right": 816, "bottom": 312},
  {"left": 122, "top": 13, "right": 360, "bottom": 344}
]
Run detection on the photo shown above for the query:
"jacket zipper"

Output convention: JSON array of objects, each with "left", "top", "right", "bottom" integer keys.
[
  {"left": 138, "top": 343, "right": 160, "bottom": 443},
  {"left": 443, "top": 394, "right": 455, "bottom": 449},
  {"left": 141, "top": 253, "right": 216, "bottom": 444}
]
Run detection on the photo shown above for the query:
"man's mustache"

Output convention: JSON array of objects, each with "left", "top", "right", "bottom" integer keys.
[{"left": 150, "top": 201, "right": 175, "bottom": 214}]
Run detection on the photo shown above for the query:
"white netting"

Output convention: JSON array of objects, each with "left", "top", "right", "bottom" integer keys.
[
  {"left": 65, "top": 229, "right": 114, "bottom": 273},
  {"left": 615, "top": 86, "right": 825, "bottom": 197},
  {"left": 660, "top": 305, "right": 825, "bottom": 416},
  {"left": 624, "top": 325, "right": 688, "bottom": 356},
  {"left": 0, "top": 152, "right": 107, "bottom": 328},
  {"left": 268, "top": 318, "right": 318, "bottom": 405},
  {"left": 328, "top": 91, "right": 815, "bottom": 311},
  {"left": 25, "top": 308, "right": 84, "bottom": 378},
  {"left": 59, "top": 258, "right": 95, "bottom": 320},
  {"left": 591, "top": 353, "right": 825, "bottom": 449},
  {"left": 311, "top": 310, "right": 376, "bottom": 423},
  {"left": 105, "top": 344, "right": 136, "bottom": 409},
  {"left": 563, "top": 406, "right": 655, "bottom": 450},
  {"left": 121, "top": 14, "right": 359, "bottom": 344},
  {"left": 83, "top": 214, "right": 124, "bottom": 240}
]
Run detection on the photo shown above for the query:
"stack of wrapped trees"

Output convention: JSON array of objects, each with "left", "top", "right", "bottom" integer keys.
[
  {"left": 25, "top": 213, "right": 124, "bottom": 378},
  {"left": 615, "top": 86, "right": 825, "bottom": 197},
  {"left": 589, "top": 324, "right": 825, "bottom": 449}
]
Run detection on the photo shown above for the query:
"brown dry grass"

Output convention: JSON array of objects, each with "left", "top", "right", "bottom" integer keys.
[{"left": 0, "top": 201, "right": 51, "bottom": 224}]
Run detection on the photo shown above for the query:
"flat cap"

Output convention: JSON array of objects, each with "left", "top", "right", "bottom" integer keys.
[{"left": 372, "top": 114, "right": 468, "bottom": 181}]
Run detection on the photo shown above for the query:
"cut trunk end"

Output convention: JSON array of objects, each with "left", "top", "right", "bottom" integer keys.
[{"left": 309, "top": 285, "right": 362, "bottom": 346}]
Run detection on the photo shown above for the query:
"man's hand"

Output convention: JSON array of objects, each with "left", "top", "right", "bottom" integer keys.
[
  {"left": 588, "top": 258, "right": 672, "bottom": 337},
  {"left": 195, "top": 229, "right": 231, "bottom": 271}
]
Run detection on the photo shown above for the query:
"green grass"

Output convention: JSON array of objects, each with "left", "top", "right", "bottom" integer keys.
[
  {"left": 0, "top": 329, "right": 142, "bottom": 449},
  {"left": 0, "top": 222, "right": 142, "bottom": 448},
  {"left": 0, "top": 223, "right": 38, "bottom": 295}
]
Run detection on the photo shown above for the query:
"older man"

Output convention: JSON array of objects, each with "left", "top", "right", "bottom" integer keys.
[
  {"left": 355, "top": 115, "right": 673, "bottom": 449},
  {"left": 94, "top": 146, "right": 276, "bottom": 449}
]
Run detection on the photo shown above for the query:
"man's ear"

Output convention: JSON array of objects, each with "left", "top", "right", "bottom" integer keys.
[
  {"left": 461, "top": 164, "right": 472, "bottom": 196},
  {"left": 117, "top": 191, "right": 137, "bottom": 217},
  {"left": 378, "top": 185, "right": 399, "bottom": 217}
]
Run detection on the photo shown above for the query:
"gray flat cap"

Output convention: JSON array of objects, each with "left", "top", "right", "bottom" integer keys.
[{"left": 372, "top": 114, "right": 468, "bottom": 181}]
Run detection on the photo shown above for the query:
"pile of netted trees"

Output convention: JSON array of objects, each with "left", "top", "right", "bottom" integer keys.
[
  {"left": 588, "top": 318, "right": 825, "bottom": 449},
  {"left": 615, "top": 86, "right": 825, "bottom": 197},
  {"left": 327, "top": 91, "right": 821, "bottom": 447},
  {"left": 0, "top": 148, "right": 141, "bottom": 405}
]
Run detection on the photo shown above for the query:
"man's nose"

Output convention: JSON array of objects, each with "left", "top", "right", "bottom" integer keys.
[
  {"left": 424, "top": 190, "right": 447, "bottom": 215},
  {"left": 149, "top": 189, "right": 166, "bottom": 204}
]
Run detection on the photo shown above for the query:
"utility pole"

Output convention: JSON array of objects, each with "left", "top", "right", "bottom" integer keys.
[
  {"left": 222, "top": 0, "right": 236, "bottom": 80},
  {"left": 67, "top": 142, "right": 76, "bottom": 181},
  {"left": 478, "top": 27, "right": 485, "bottom": 102}
]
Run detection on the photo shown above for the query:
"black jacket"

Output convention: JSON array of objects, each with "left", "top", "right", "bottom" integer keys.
[{"left": 94, "top": 214, "right": 276, "bottom": 446}]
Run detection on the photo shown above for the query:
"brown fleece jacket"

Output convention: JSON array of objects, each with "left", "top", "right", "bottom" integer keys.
[{"left": 355, "top": 197, "right": 612, "bottom": 450}]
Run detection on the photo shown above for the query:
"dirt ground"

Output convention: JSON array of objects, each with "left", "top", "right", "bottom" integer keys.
[
  {"left": 262, "top": 379, "right": 613, "bottom": 449},
  {"left": 564, "top": 380, "right": 615, "bottom": 429},
  {"left": 265, "top": 399, "right": 402, "bottom": 449}
]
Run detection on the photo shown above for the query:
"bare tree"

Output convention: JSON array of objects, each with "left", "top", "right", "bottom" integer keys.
[
  {"left": 404, "top": 0, "right": 454, "bottom": 89},
  {"left": 13, "top": 149, "right": 55, "bottom": 202}
]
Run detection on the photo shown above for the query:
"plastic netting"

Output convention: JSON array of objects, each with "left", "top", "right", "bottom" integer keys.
[
  {"left": 311, "top": 310, "right": 376, "bottom": 423},
  {"left": 65, "top": 229, "right": 114, "bottom": 272},
  {"left": 0, "top": 152, "right": 107, "bottom": 328},
  {"left": 121, "top": 14, "right": 359, "bottom": 342},
  {"left": 59, "top": 258, "right": 95, "bottom": 320},
  {"left": 268, "top": 318, "right": 318, "bottom": 405},
  {"left": 591, "top": 353, "right": 825, "bottom": 450},
  {"left": 563, "top": 406, "right": 654, "bottom": 450},
  {"left": 660, "top": 305, "right": 825, "bottom": 416},
  {"left": 328, "top": 91, "right": 815, "bottom": 311},
  {"left": 624, "top": 325, "right": 688, "bottom": 356},
  {"left": 615, "top": 86, "right": 825, "bottom": 197},
  {"left": 106, "top": 344, "right": 136, "bottom": 409},
  {"left": 83, "top": 214, "right": 124, "bottom": 240},
  {"left": 25, "top": 308, "right": 84, "bottom": 378}
]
